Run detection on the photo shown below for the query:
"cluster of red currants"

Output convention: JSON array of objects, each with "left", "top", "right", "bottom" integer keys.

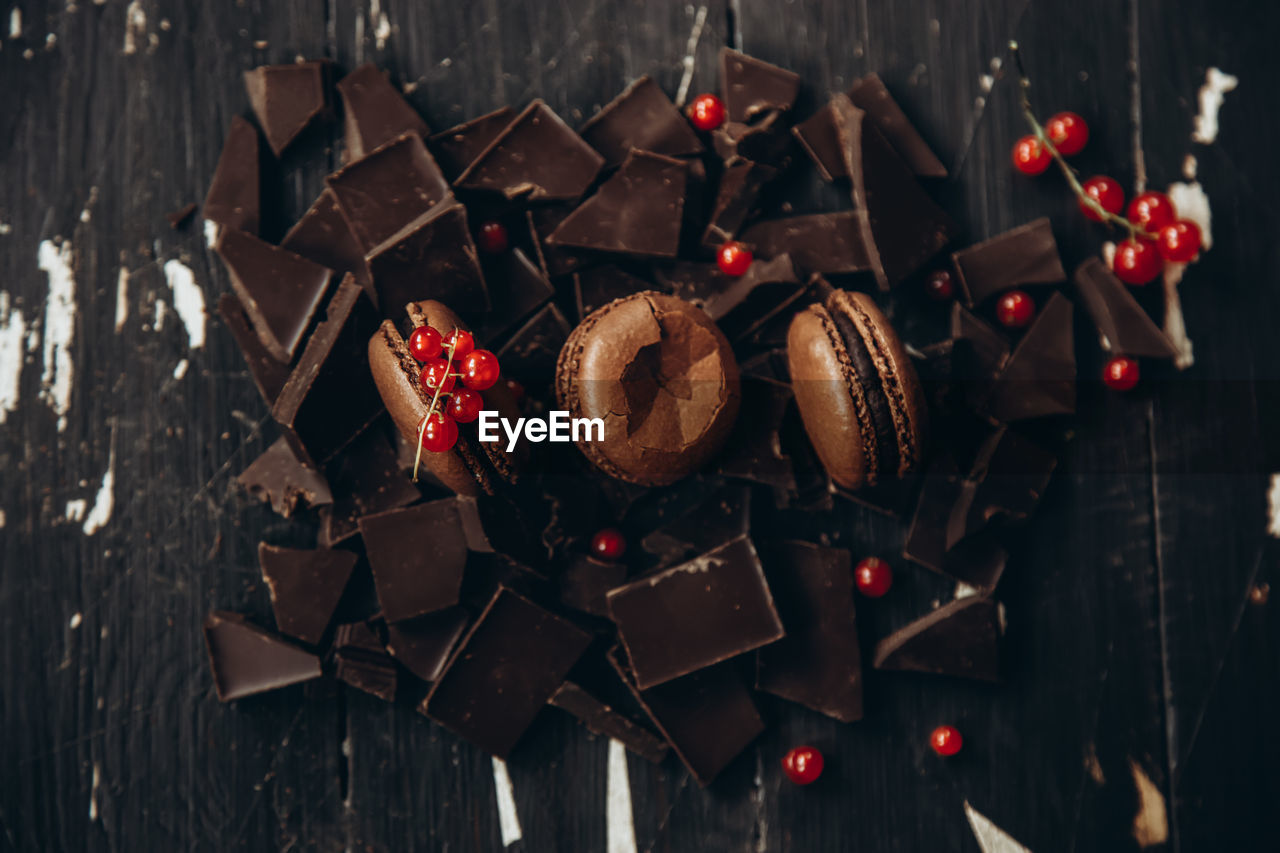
[
  {"left": 407, "top": 325, "right": 502, "bottom": 453},
  {"left": 683, "top": 93, "right": 760, "bottom": 279}
]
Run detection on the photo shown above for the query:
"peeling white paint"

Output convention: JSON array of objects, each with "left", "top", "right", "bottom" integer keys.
[
  {"left": 164, "top": 259, "right": 206, "bottom": 349},
  {"left": 370, "top": 0, "right": 390, "bottom": 50},
  {"left": 1182, "top": 154, "right": 1197, "bottom": 181},
  {"left": 203, "top": 219, "right": 220, "bottom": 248},
  {"left": 0, "top": 291, "right": 26, "bottom": 425},
  {"left": 37, "top": 239, "right": 76, "bottom": 432},
  {"left": 674, "top": 5, "right": 709, "bottom": 108},
  {"left": 1191, "top": 67, "right": 1237, "bottom": 144},
  {"left": 8, "top": 7, "right": 20, "bottom": 39},
  {"left": 1267, "top": 473, "right": 1280, "bottom": 538},
  {"left": 1157, "top": 179, "right": 1214, "bottom": 371},
  {"left": 172, "top": 358, "right": 188, "bottom": 380},
  {"left": 979, "top": 74, "right": 994, "bottom": 93},
  {"left": 0, "top": 222, "right": 11, "bottom": 234},
  {"left": 1129, "top": 759, "right": 1169, "bottom": 847},
  {"left": 954, "top": 581, "right": 980, "bottom": 600},
  {"left": 82, "top": 446, "right": 115, "bottom": 535},
  {"left": 122, "top": 0, "right": 145, "bottom": 55},
  {"left": 1166, "top": 181, "right": 1213, "bottom": 251},
  {"left": 154, "top": 298, "right": 166, "bottom": 332},
  {"left": 65, "top": 499, "right": 87, "bottom": 522},
  {"left": 0, "top": 508, "right": 6, "bottom": 528},
  {"left": 965, "top": 801, "right": 1033, "bottom": 853},
  {"left": 69, "top": 612, "right": 82, "bottom": 629},
  {"left": 114, "top": 267, "right": 129, "bottom": 332},
  {"left": 89, "top": 762, "right": 100, "bottom": 820},
  {"left": 491, "top": 757, "right": 522, "bottom": 847},
  {"left": 606, "top": 740, "right": 637, "bottom": 853}
]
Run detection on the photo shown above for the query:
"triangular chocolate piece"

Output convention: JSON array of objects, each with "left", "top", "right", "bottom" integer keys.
[
  {"left": 333, "top": 619, "right": 398, "bottom": 701},
  {"left": 657, "top": 254, "right": 804, "bottom": 341},
  {"left": 258, "top": 543, "right": 357, "bottom": 645},
  {"left": 872, "top": 596, "right": 1000, "bottom": 681},
  {"left": 902, "top": 457, "right": 1010, "bottom": 591},
  {"left": 558, "top": 554, "right": 629, "bottom": 619},
  {"left": 359, "top": 499, "right": 468, "bottom": 623},
  {"left": 203, "top": 116, "right": 260, "bottom": 234},
  {"left": 385, "top": 607, "right": 470, "bottom": 683},
  {"left": 700, "top": 160, "right": 777, "bottom": 248},
  {"left": 243, "top": 61, "right": 331, "bottom": 157},
  {"left": 1074, "top": 257, "right": 1178, "bottom": 359},
  {"left": 216, "top": 293, "right": 290, "bottom": 405},
  {"left": 495, "top": 303, "right": 571, "bottom": 398},
  {"left": 720, "top": 48, "right": 800, "bottom": 122},
  {"left": 526, "top": 205, "right": 590, "bottom": 278},
  {"left": 238, "top": 436, "right": 332, "bottom": 517},
  {"left": 739, "top": 210, "right": 872, "bottom": 275},
  {"left": 946, "top": 427, "right": 1057, "bottom": 549},
  {"left": 547, "top": 150, "right": 687, "bottom": 257},
  {"left": 282, "top": 189, "right": 372, "bottom": 299},
  {"left": 214, "top": 228, "right": 334, "bottom": 362},
  {"left": 365, "top": 201, "right": 490, "bottom": 318},
  {"left": 454, "top": 100, "right": 604, "bottom": 201},
  {"left": 476, "top": 248, "right": 554, "bottom": 342},
  {"left": 579, "top": 76, "right": 704, "bottom": 167},
  {"left": 318, "top": 420, "right": 421, "bottom": 547},
  {"left": 951, "top": 302, "right": 1011, "bottom": 409},
  {"left": 983, "top": 292, "right": 1076, "bottom": 421},
  {"left": 428, "top": 107, "right": 517, "bottom": 178},
  {"left": 203, "top": 611, "right": 322, "bottom": 701},
  {"left": 952, "top": 218, "right": 1067, "bottom": 307},
  {"left": 335, "top": 63, "right": 429, "bottom": 162}
]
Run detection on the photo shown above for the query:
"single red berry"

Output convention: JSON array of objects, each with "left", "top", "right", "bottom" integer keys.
[
  {"left": 1103, "top": 356, "right": 1140, "bottom": 391},
  {"left": 1080, "top": 176, "right": 1125, "bottom": 222},
  {"left": 460, "top": 349, "right": 501, "bottom": 391},
  {"left": 419, "top": 411, "right": 459, "bottom": 453},
  {"left": 1156, "top": 220, "right": 1202, "bottom": 263},
  {"left": 590, "top": 528, "right": 627, "bottom": 561},
  {"left": 717, "top": 241, "right": 753, "bottom": 276},
  {"left": 1126, "top": 191, "right": 1177, "bottom": 234},
  {"left": 1112, "top": 237, "right": 1163, "bottom": 286},
  {"left": 420, "top": 359, "right": 456, "bottom": 394},
  {"left": 995, "top": 290, "right": 1036, "bottom": 329},
  {"left": 854, "top": 557, "right": 893, "bottom": 598},
  {"left": 930, "top": 725, "right": 963, "bottom": 757},
  {"left": 444, "top": 329, "right": 475, "bottom": 359},
  {"left": 448, "top": 388, "right": 484, "bottom": 423},
  {"left": 782, "top": 746, "right": 824, "bottom": 786},
  {"left": 407, "top": 325, "right": 443, "bottom": 362},
  {"left": 1011, "top": 135, "right": 1051, "bottom": 175},
  {"left": 1045, "top": 111, "right": 1089, "bottom": 156},
  {"left": 504, "top": 377, "right": 525, "bottom": 401},
  {"left": 924, "top": 270, "right": 954, "bottom": 302},
  {"left": 477, "top": 221, "right": 509, "bottom": 254},
  {"left": 687, "top": 93, "right": 726, "bottom": 131}
]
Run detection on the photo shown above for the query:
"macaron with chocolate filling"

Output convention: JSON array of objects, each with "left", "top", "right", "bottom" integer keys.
[
  {"left": 368, "top": 300, "right": 525, "bottom": 496},
  {"left": 786, "top": 289, "right": 927, "bottom": 490},
  {"left": 556, "top": 291, "right": 740, "bottom": 486}
]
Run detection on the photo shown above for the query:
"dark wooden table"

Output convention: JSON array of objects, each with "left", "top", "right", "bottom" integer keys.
[{"left": 3, "top": 0, "right": 1278, "bottom": 850}]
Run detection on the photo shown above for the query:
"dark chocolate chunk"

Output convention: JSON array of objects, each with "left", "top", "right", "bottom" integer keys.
[
  {"left": 454, "top": 100, "right": 604, "bottom": 202},
  {"left": 476, "top": 248, "right": 555, "bottom": 342},
  {"left": 243, "top": 60, "right": 331, "bottom": 157},
  {"left": 428, "top": 107, "right": 518, "bottom": 179},
  {"left": 272, "top": 275, "right": 385, "bottom": 467},
  {"left": 792, "top": 107, "right": 844, "bottom": 182},
  {"left": 656, "top": 254, "right": 805, "bottom": 341},
  {"left": 203, "top": 115, "right": 260, "bottom": 233},
  {"left": 558, "top": 554, "right": 628, "bottom": 618},
  {"left": 1074, "top": 257, "right": 1178, "bottom": 359},
  {"left": 333, "top": 619, "right": 398, "bottom": 701},
  {"left": 385, "top": 607, "right": 470, "bottom": 682},
  {"left": 238, "top": 437, "right": 333, "bottom": 517},
  {"left": 946, "top": 427, "right": 1057, "bottom": 549},
  {"left": 549, "top": 681, "right": 669, "bottom": 763},
  {"left": 720, "top": 48, "right": 800, "bottom": 122},
  {"left": 983, "top": 292, "right": 1076, "bottom": 421},
  {"left": 216, "top": 293, "right": 290, "bottom": 405},
  {"left": 547, "top": 150, "right": 688, "bottom": 258},
  {"left": 333, "top": 619, "right": 386, "bottom": 654},
  {"left": 740, "top": 211, "right": 872, "bottom": 275},
  {"left": 214, "top": 227, "right": 335, "bottom": 363},
  {"left": 421, "top": 587, "right": 592, "bottom": 757},
  {"left": 579, "top": 76, "right": 704, "bottom": 167},
  {"left": 318, "top": 420, "right": 421, "bottom": 547},
  {"left": 366, "top": 202, "right": 489, "bottom": 318},
  {"left": 496, "top": 303, "right": 571, "bottom": 398},
  {"left": 755, "top": 540, "right": 863, "bottom": 722},
  {"left": 527, "top": 206, "right": 591, "bottom": 279},
  {"left": 951, "top": 218, "right": 1067, "bottom": 306},
  {"left": 872, "top": 596, "right": 1001, "bottom": 682},
  {"left": 359, "top": 499, "right": 467, "bottom": 622},
  {"left": 167, "top": 202, "right": 198, "bottom": 230},
  {"left": 335, "top": 63, "right": 430, "bottom": 162},
  {"left": 640, "top": 484, "right": 752, "bottom": 568},
  {"left": 711, "top": 111, "right": 795, "bottom": 166},
  {"left": 459, "top": 552, "right": 549, "bottom": 610},
  {"left": 713, "top": 377, "right": 797, "bottom": 491},
  {"left": 574, "top": 265, "right": 653, "bottom": 322},
  {"left": 902, "top": 459, "right": 1010, "bottom": 591},
  {"left": 203, "top": 611, "right": 322, "bottom": 701},
  {"left": 951, "top": 302, "right": 1011, "bottom": 408},
  {"left": 701, "top": 160, "right": 776, "bottom": 248},
  {"left": 257, "top": 543, "right": 356, "bottom": 645},
  {"left": 282, "top": 189, "right": 373, "bottom": 301}
]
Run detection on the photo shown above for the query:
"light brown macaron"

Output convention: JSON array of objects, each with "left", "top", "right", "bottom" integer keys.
[
  {"left": 786, "top": 289, "right": 927, "bottom": 490},
  {"left": 555, "top": 291, "right": 741, "bottom": 487},
  {"left": 368, "top": 300, "right": 525, "bottom": 497}
]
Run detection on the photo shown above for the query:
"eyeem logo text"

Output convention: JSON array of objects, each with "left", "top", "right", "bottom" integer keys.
[{"left": 477, "top": 410, "right": 604, "bottom": 452}]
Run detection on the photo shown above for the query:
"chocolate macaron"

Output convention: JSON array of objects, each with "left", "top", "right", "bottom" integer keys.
[
  {"left": 368, "top": 300, "right": 525, "bottom": 496},
  {"left": 556, "top": 291, "right": 740, "bottom": 486},
  {"left": 786, "top": 289, "right": 927, "bottom": 490}
]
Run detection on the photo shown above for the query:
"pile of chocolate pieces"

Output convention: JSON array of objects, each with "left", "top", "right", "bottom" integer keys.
[{"left": 203, "top": 50, "right": 1182, "bottom": 786}]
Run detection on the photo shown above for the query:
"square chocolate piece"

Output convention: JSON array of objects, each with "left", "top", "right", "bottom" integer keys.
[
  {"left": 740, "top": 211, "right": 872, "bottom": 275},
  {"left": 359, "top": 499, "right": 468, "bottom": 623},
  {"left": 365, "top": 201, "right": 490, "bottom": 318},
  {"left": 335, "top": 63, "right": 430, "bottom": 162},
  {"left": 429, "top": 107, "right": 517, "bottom": 178},
  {"left": 282, "top": 189, "right": 373, "bottom": 300},
  {"left": 578, "top": 76, "right": 704, "bottom": 167},
  {"left": 951, "top": 218, "right": 1067, "bottom": 307}
]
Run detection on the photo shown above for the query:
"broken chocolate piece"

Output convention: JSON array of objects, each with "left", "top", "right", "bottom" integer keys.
[
  {"left": 167, "top": 202, "right": 198, "bottom": 230},
  {"left": 951, "top": 218, "right": 1067, "bottom": 306},
  {"left": 204, "top": 116, "right": 260, "bottom": 233},
  {"left": 282, "top": 189, "right": 372, "bottom": 299},
  {"left": 243, "top": 60, "right": 331, "bottom": 157},
  {"left": 701, "top": 160, "right": 776, "bottom": 248},
  {"left": 476, "top": 249, "right": 554, "bottom": 342},
  {"left": 872, "top": 596, "right": 1000, "bottom": 682},
  {"left": 318, "top": 420, "right": 421, "bottom": 547},
  {"left": 639, "top": 483, "right": 752, "bottom": 569},
  {"left": 335, "top": 63, "right": 430, "bottom": 162},
  {"left": 711, "top": 111, "right": 795, "bottom": 166},
  {"left": 983, "top": 292, "right": 1076, "bottom": 421},
  {"left": 573, "top": 265, "right": 653, "bottom": 322},
  {"left": 946, "top": 427, "right": 1057, "bottom": 549},
  {"left": 558, "top": 554, "right": 629, "bottom": 618},
  {"left": 527, "top": 206, "right": 591, "bottom": 278},
  {"left": 713, "top": 377, "right": 797, "bottom": 492},
  {"left": 656, "top": 255, "right": 805, "bottom": 341},
  {"left": 385, "top": 607, "right": 470, "bottom": 682},
  {"left": 428, "top": 107, "right": 517, "bottom": 178},
  {"left": 496, "top": 303, "right": 571, "bottom": 398},
  {"left": 360, "top": 499, "right": 467, "bottom": 623},
  {"left": 721, "top": 48, "right": 800, "bottom": 122},
  {"left": 203, "top": 611, "right": 322, "bottom": 701},
  {"left": 549, "top": 681, "right": 669, "bottom": 763},
  {"left": 951, "top": 302, "right": 1011, "bottom": 408},
  {"left": 902, "top": 459, "right": 1010, "bottom": 591},
  {"left": 333, "top": 619, "right": 398, "bottom": 701},
  {"left": 740, "top": 211, "right": 872, "bottom": 275},
  {"left": 257, "top": 543, "right": 356, "bottom": 646},
  {"left": 216, "top": 293, "right": 291, "bottom": 405},
  {"left": 366, "top": 202, "right": 490, "bottom": 318},
  {"left": 1074, "top": 257, "right": 1178, "bottom": 359},
  {"left": 579, "top": 76, "right": 704, "bottom": 167},
  {"left": 238, "top": 437, "right": 333, "bottom": 517}
]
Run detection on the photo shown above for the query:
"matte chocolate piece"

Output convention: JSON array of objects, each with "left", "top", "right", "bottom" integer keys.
[
  {"left": 214, "top": 227, "right": 335, "bottom": 363},
  {"left": 701, "top": 160, "right": 776, "bottom": 248},
  {"left": 477, "top": 248, "right": 555, "bottom": 342},
  {"left": 333, "top": 620, "right": 386, "bottom": 654},
  {"left": 740, "top": 211, "right": 871, "bottom": 275},
  {"left": 527, "top": 206, "right": 590, "bottom": 278},
  {"left": 713, "top": 377, "right": 797, "bottom": 492},
  {"left": 421, "top": 587, "right": 592, "bottom": 757},
  {"left": 428, "top": 107, "right": 517, "bottom": 178},
  {"left": 203, "top": 116, "right": 260, "bottom": 233},
  {"left": 366, "top": 201, "right": 490, "bottom": 318},
  {"left": 902, "top": 459, "right": 1010, "bottom": 591},
  {"left": 282, "top": 189, "right": 372, "bottom": 299},
  {"left": 792, "top": 107, "right": 845, "bottom": 182},
  {"left": 272, "top": 276, "right": 385, "bottom": 467},
  {"left": 1074, "top": 257, "right": 1178, "bottom": 358},
  {"left": 326, "top": 132, "right": 453, "bottom": 252},
  {"left": 640, "top": 483, "right": 751, "bottom": 568},
  {"left": 332, "top": 619, "right": 398, "bottom": 701},
  {"left": 951, "top": 302, "right": 1010, "bottom": 408},
  {"left": 497, "top": 302, "right": 571, "bottom": 398},
  {"left": 558, "top": 554, "right": 628, "bottom": 618},
  {"left": 656, "top": 255, "right": 805, "bottom": 341},
  {"left": 216, "top": 293, "right": 290, "bottom": 405},
  {"left": 951, "top": 218, "right": 1067, "bottom": 306},
  {"left": 359, "top": 499, "right": 467, "bottom": 623},
  {"left": 755, "top": 540, "right": 863, "bottom": 722},
  {"left": 579, "top": 76, "right": 704, "bottom": 167},
  {"left": 454, "top": 100, "right": 604, "bottom": 202},
  {"left": 983, "top": 292, "right": 1076, "bottom": 421},
  {"left": 459, "top": 552, "right": 549, "bottom": 610},
  {"left": 257, "top": 543, "right": 356, "bottom": 645},
  {"left": 336, "top": 63, "right": 430, "bottom": 162},
  {"left": 872, "top": 596, "right": 1001, "bottom": 682},
  {"left": 609, "top": 535, "right": 783, "bottom": 689},
  {"left": 203, "top": 611, "right": 322, "bottom": 701},
  {"left": 238, "top": 436, "right": 333, "bottom": 517},
  {"left": 385, "top": 607, "right": 470, "bottom": 682},
  {"left": 573, "top": 265, "right": 653, "bottom": 322},
  {"left": 549, "top": 681, "right": 669, "bottom": 763},
  {"left": 946, "top": 427, "right": 1057, "bottom": 548},
  {"left": 318, "top": 420, "right": 421, "bottom": 547},
  {"left": 711, "top": 111, "right": 795, "bottom": 166},
  {"left": 720, "top": 48, "right": 800, "bottom": 122},
  {"left": 243, "top": 60, "right": 331, "bottom": 157}
]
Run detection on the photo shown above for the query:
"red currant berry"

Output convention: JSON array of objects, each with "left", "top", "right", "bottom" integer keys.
[
  {"left": 1080, "top": 176, "right": 1125, "bottom": 222},
  {"left": 930, "top": 725, "right": 963, "bottom": 757},
  {"left": 1045, "top": 111, "right": 1089, "bottom": 156},
  {"left": 924, "top": 270, "right": 954, "bottom": 302},
  {"left": 448, "top": 388, "right": 484, "bottom": 423},
  {"left": 1102, "top": 356, "right": 1140, "bottom": 391},
  {"left": 1011, "top": 135, "right": 1051, "bottom": 175},
  {"left": 1156, "top": 220, "right": 1202, "bottom": 263},
  {"left": 687, "top": 93, "right": 726, "bottom": 131},
  {"left": 419, "top": 411, "right": 459, "bottom": 453},
  {"left": 1112, "top": 237, "right": 1163, "bottom": 286},
  {"left": 782, "top": 746, "right": 824, "bottom": 786},
  {"left": 590, "top": 528, "right": 627, "bottom": 561},
  {"left": 995, "top": 290, "right": 1036, "bottom": 329},
  {"left": 419, "top": 359, "right": 456, "bottom": 394},
  {"left": 1126, "top": 191, "right": 1177, "bottom": 234},
  {"left": 444, "top": 329, "right": 475, "bottom": 359},
  {"left": 460, "top": 349, "right": 501, "bottom": 391},
  {"left": 717, "top": 241, "right": 753, "bottom": 276},
  {"left": 854, "top": 556, "right": 893, "bottom": 598},
  {"left": 477, "top": 221, "right": 509, "bottom": 254},
  {"left": 407, "top": 325, "right": 443, "bottom": 362},
  {"left": 504, "top": 377, "right": 525, "bottom": 401}
]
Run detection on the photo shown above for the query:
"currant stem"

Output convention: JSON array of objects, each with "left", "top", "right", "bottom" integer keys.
[{"left": 411, "top": 327, "right": 462, "bottom": 481}]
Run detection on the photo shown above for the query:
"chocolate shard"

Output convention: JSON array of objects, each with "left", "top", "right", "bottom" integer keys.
[
  {"left": 527, "top": 206, "right": 591, "bottom": 279},
  {"left": 333, "top": 619, "right": 386, "bottom": 654},
  {"left": 946, "top": 427, "right": 1057, "bottom": 549},
  {"left": 951, "top": 302, "right": 1011, "bottom": 408},
  {"left": 428, "top": 107, "right": 518, "bottom": 179},
  {"left": 238, "top": 436, "right": 333, "bottom": 517},
  {"left": 640, "top": 484, "right": 752, "bottom": 568},
  {"left": 282, "top": 189, "right": 373, "bottom": 301},
  {"left": 720, "top": 48, "right": 800, "bottom": 122},
  {"left": 902, "top": 457, "right": 1011, "bottom": 592},
  {"left": 318, "top": 420, "right": 421, "bottom": 547},
  {"left": 574, "top": 265, "right": 653, "bottom": 322},
  {"left": 243, "top": 60, "right": 332, "bottom": 157},
  {"left": 385, "top": 606, "right": 470, "bottom": 683},
  {"left": 203, "top": 611, "right": 322, "bottom": 701},
  {"left": 1074, "top": 257, "right": 1178, "bottom": 359},
  {"left": 547, "top": 150, "right": 688, "bottom": 258},
  {"left": 257, "top": 543, "right": 357, "bottom": 646},
  {"left": 325, "top": 132, "right": 453, "bottom": 252},
  {"left": 272, "top": 275, "right": 385, "bottom": 467},
  {"left": 755, "top": 540, "right": 863, "bottom": 722},
  {"left": 951, "top": 218, "right": 1067, "bottom": 306},
  {"left": 365, "top": 201, "right": 490, "bottom": 318},
  {"left": 558, "top": 554, "right": 629, "bottom": 618},
  {"left": 335, "top": 63, "right": 430, "bottom": 162},
  {"left": 214, "top": 228, "right": 335, "bottom": 363},
  {"left": 216, "top": 293, "right": 290, "bottom": 405},
  {"left": 549, "top": 681, "right": 669, "bottom": 763},
  {"left": 333, "top": 619, "right": 398, "bottom": 701},
  {"left": 711, "top": 111, "right": 795, "bottom": 166},
  {"left": 496, "top": 303, "right": 571, "bottom": 398},
  {"left": 740, "top": 211, "right": 872, "bottom": 275},
  {"left": 454, "top": 100, "right": 605, "bottom": 202},
  {"left": 360, "top": 499, "right": 467, "bottom": 623},
  {"left": 713, "top": 376, "right": 797, "bottom": 492},
  {"left": 476, "top": 249, "right": 554, "bottom": 342},
  {"left": 872, "top": 596, "right": 1001, "bottom": 682},
  {"left": 700, "top": 160, "right": 777, "bottom": 248},
  {"left": 656, "top": 254, "right": 804, "bottom": 341},
  {"left": 168, "top": 202, "right": 198, "bottom": 230},
  {"left": 421, "top": 587, "right": 593, "bottom": 758},
  {"left": 579, "top": 76, "right": 705, "bottom": 167},
  {"left": 983, "top": 292, "right": 1076, "bottom": 421},
  {"left": 203, "top": 116, "right": 260, "bottom": 234}
]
